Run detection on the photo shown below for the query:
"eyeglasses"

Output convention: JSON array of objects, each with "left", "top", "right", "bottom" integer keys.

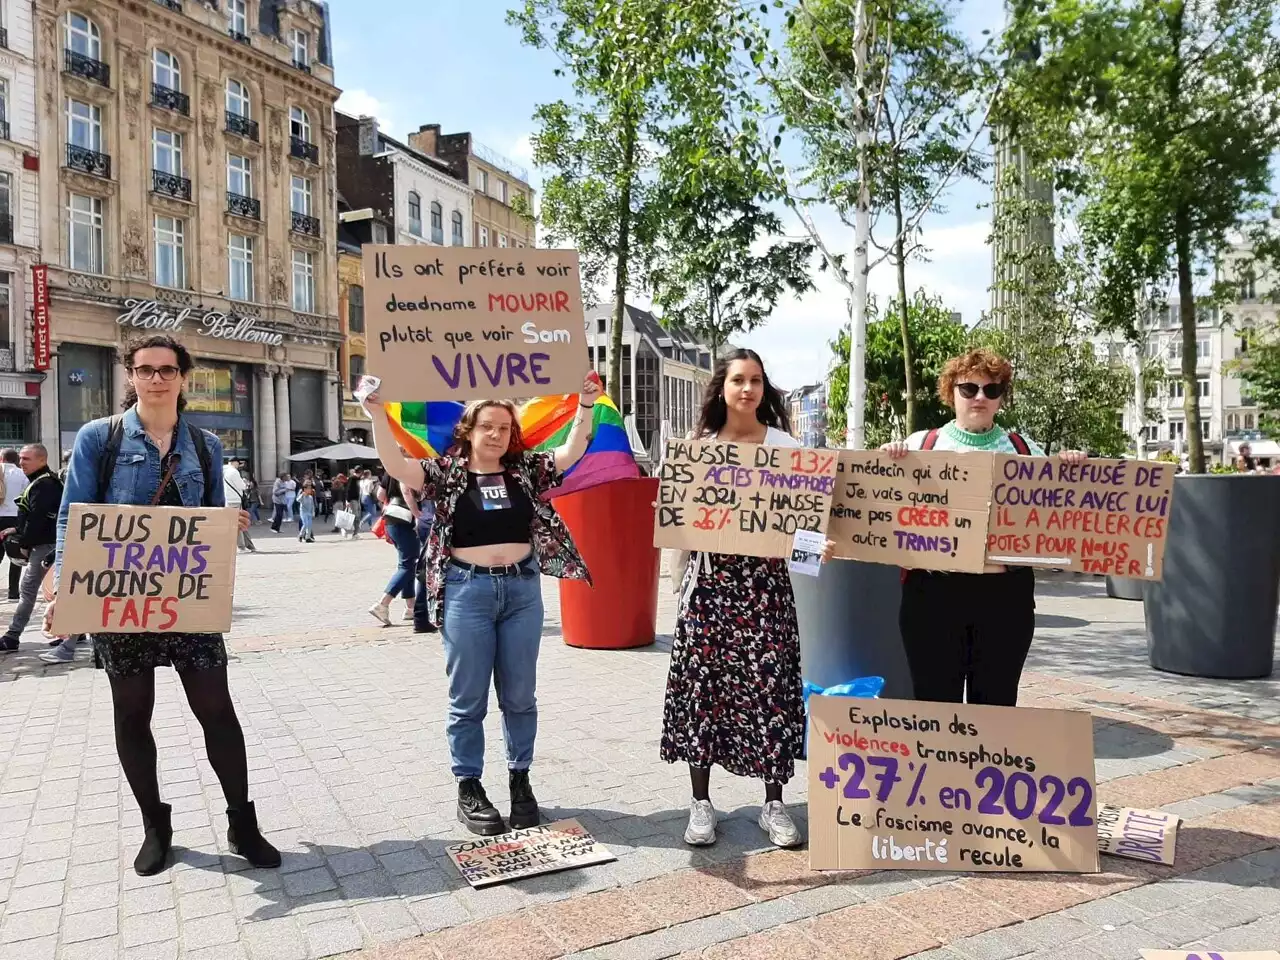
[
  {"left": 957, "top": 382, "right": 1006, "bottom": 400},
  {"left": 129, "top": 365, "right": 182, "bottom": 381}
]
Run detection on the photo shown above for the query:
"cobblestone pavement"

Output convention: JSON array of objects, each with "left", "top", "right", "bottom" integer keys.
[{"left": 0, "top": 523, "right": 1276, "bottom": 959}]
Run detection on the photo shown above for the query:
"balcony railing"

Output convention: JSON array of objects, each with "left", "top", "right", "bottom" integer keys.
[
  {"left": 152, "top": 169, "right": 191, "bottom": 202},
  {"left": 66, "top": 143, "right": 111, "bottom": 179},
  {"left": 291, "top": 211, "right": 320, "bottom": 237},
  {"left": 228, "top": 29, "right": 250, "bottom": 45},
  {"left": 0, "top": 121, "right": 9, "bottom": 142},
  {"left": 0, "top": 28, "right": 8, "bottom": 50},
  {"left": 151, "top": 82, "right": 190, "bottom": 116},
  {"left": 225, "top": 112, "right": 259, "bottom": 141},
  {"left": 154, "top": 0, "right": 182, "bottom": 10},
  {"left": 64, "top": 49, "right": 111, "bottom": 87},
  {"left": 0, "top": 216, "right": 13, "bottom": 245},
  {"left": 227, "top": 192, "right": 260, "bottom": 220},
  {"left": 289, "top": 136, "right": 319, "bottom": 164},
  {"left": 292, "top": 59, "right": 311, "bottom": 73}
]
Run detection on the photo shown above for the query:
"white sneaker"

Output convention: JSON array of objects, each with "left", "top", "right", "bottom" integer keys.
[
  {"left": 368, "top": 603, "right": 391, "bottom": 626},
  {"left": 759, "top": 800, "right": 802, "bottom": 848},
  {"left": 684, "top": 798, "right": 717, "bottom": 846}
]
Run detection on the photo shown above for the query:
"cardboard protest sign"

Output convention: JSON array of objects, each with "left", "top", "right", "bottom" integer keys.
[
  {"left": 1096, "top": 804, "right": 1179, "bottom": 865},
  {"left": 445, "top": 819, "right": 615, "bottom": 888},
  {"left": 1142, "top": 954, "right": 1280, "bottom": 960},
  {"left": 654, "top": 439, "right": 837, "bottom": 560},
  {"left": 828, "top": 451, "right": 993, "bottom": 572},
  {"left": 986, "top": 456, "right": 1175, "bottom": 579},
  {"left": 52, "top": 505, "right": 238, "bottom": 634},
  {"left": 363, "top": 246, "right": 589, "bottom": 402},
  {"left": 808, "top": 695, "right": 1099, "bottom": 873}
]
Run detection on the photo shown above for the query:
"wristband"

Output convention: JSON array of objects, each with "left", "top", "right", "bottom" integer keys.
[{"left": 579, "top": 402, "right": 594, "bottom": 410}]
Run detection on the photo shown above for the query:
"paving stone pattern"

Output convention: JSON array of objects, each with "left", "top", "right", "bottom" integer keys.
[{"left": 0, "top": 530, "right": 1275, "bottom": 959}]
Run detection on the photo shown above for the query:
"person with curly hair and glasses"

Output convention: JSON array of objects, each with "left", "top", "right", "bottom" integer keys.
[{"left": 882, "top": 348, "right": 1086, "bottom": 707}]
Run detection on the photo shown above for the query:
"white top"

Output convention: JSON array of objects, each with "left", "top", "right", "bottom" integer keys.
[
  {"left": 709, "top": 426, "right": 799, "bottom": 448},
  {"left": 0, "top": 463, "right": 28, "bottom": 517},
  {"left": 222, "top": 464, "right": 246, "bottom": 504}
]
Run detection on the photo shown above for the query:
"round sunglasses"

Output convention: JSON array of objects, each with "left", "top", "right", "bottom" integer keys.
[{"left": 957, "top": 382, "right": 1006, "bottom": 400}]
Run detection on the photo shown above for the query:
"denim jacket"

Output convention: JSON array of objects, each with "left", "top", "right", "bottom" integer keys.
[{"left": 55, "top": 407, "right": 225, "bottom": 585}]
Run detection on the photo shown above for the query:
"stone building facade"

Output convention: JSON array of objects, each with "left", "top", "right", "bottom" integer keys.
[{"left": 33, "top": 0, "right": 342, "bottom": 477}]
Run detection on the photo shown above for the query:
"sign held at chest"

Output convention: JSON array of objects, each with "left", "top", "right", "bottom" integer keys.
[{"left": 363, "top": 246, "right": 589, "bottom": 402}]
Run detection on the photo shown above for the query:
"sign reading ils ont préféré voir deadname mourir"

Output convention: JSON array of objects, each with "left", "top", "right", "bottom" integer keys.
[{"left": 363, "top": 246, "right": 589, "bottom": 402}]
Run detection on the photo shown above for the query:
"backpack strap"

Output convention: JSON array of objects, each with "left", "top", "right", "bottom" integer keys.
[
  {"left": 1007, "top": 432, "right": 1031, "bottom": 456},
  {"left": 921, "top": 428, "right": 940, "bottom": 451},
  {"left": 186, "top": 423, "right": 215, "bottom": 507},
  {"left": 95, "top": 415, "right": 126, "bottom": 502}
]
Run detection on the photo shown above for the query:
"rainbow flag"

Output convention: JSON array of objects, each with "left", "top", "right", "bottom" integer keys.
[{"left": 386, "top": 394, "right": 641, "bottom": 499}]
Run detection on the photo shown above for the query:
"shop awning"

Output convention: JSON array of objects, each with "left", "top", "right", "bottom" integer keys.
[
  {"left": 289, "top": 442, "right": 380, "bottom": 462},
  {"left": 1226, "top": 439, "right": 1280, "bottom": 458}
]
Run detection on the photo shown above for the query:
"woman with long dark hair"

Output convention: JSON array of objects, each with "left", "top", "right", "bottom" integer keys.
[
  {"left": 49, "top": 335, "right": 280, "bottom": 876},
  {"left": 362, "top": 375, "right": 598, "bottom": 835},
  {"left": 663, "top": 349, "right": 831, "bottom": 849}
]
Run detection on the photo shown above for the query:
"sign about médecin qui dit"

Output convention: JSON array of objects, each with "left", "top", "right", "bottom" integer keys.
[
  {"left": 363, "top": 246, "right": 589, "bottom": 402},
  {"left": 986, "top": 456, "right": 1175, "bottom": 579},
  {"left": 807, "top": 696, "right": 1099, "bottom": 873},
  {"left": 51, "top": 505, "right": 239, "bottom": 635}
]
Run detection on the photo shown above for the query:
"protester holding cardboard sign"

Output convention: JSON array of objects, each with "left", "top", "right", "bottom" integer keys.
[
  {"left": 663, "top": 349, "right": 834, "bottom": 851},
  {"left": 883, "top": 349, "right": 1086, "bottom": 707},
  {"left": 49, "top": 335, "right": 279, "bottom": 878},
  {"left": 363, "top": 374, "right": 597, "bottom": 838}
]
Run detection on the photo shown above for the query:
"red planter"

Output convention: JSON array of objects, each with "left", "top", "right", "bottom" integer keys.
[{"left": 553, "top": 477, "right": 659, "bottom": 649}]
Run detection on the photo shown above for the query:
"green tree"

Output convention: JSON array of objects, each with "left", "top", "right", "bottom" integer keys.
[
  {"left": 826, "top": 291, "right": 967, "bottom": 446},
  {"left": 1002, "top": 0, "right": 1280, "bottom": 471},
  {"left": 1238, "top": 321, "right": 1280, "bottom": 438}
]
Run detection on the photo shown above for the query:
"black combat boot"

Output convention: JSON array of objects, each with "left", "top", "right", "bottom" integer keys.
[
  {"left": 508, "top": 769, "right": 540, "bottom": 830},
  {"left": 457, "top": 778, "right": 505, "bottom": 836},
  {"left": 134, "top": 803, "right": 173, "bottom": 876}
]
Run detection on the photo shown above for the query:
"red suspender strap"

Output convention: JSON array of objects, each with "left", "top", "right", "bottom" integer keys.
[
  {"left": 921, "top": 428, "right": 940, "bottom": 451},
  {"left": 1007, "top": 432, "right": 1031, "bottom": 455}
]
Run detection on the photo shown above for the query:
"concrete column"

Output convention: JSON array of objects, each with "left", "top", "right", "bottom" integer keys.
[
  {"left": 40, "top": 354, "right": 60, "bottom": 455},
  {"left": 257, "top": 368, "right": 276, "bottom": 482},
  {"left": 112, "top": 362, "right": 128, "bottom": 412},
  {"left": 323, "top": 375, "right": 340, "bottom": 441},
  {"left": 274, "top": 370, "right": 291, "bottom": 474}
]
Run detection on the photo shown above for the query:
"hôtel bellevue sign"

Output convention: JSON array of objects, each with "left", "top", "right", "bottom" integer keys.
[{"left": 116, "top": 299, "right": 285, "bottom": 347}]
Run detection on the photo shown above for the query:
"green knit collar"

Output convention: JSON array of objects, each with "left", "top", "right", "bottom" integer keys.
[{"left": 942, "top": 420, "right": 1005, "bottom": 449}]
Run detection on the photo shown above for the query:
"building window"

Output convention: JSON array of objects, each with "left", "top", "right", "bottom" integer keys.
[
  {"left": 0, "top": 173, "right": 11, "bottom": 242},
  {"left": 0, "top": 79, "right": 9, "bottom": 140},
  {"left": 498, "top": 233, "right": 508, "bottom": 248},
  {"left": 372, "top": 221, "right": 388, "bottom": 244},
  {"left": 1169, "top": 421, "right": 1184, "bottom": 441},
  {"left": 227, "top": 154, "right": 252, "bottom": 196},
  {"left": 348, "top": 284, "right": 364, "bottom": 333},
  {"left": 1200, "top": 420, "right": 1210, "bottom": 440},
  {"left": 1226, "top": 413, "right": 1239, "bottom": 432},
  {"left": 478, "top": 225, "right": 488, "bottom": 246},
  {"left": 407, "top": 191, "right": 421, "bottom": 236},
  {"left": 1197, "top": 338, "right": 1210, "bottom": 359},
  {"left": 498, "top": 180, "right": 508, "bottom": 204},
  {"left": 291, "top": 249, "right": 314, "bottom": 312},
  {"left": 430, "top": 201, "right": 443, "bottom": 244},
  {"left": 152, "top": 49, "right": 181, "bottom": 92},
  {"left": 289, "top": 106, "right": 311, "bottom": 143},
  {"left": 64, "top": 12, "right": 101, "bottom": 60},
  {"left": 68, "top": 193, "right": 104, "bottom": 274},
  {"left": 226, "top": 79, "right": 251, "bottom": 118},
  {"left": 153, "top": 215, "right": 185, "bottom": 289},
  {"left": 1245, "top": 413, "right": 1255, "bottom": 429},
  {"left": 290, "top": 175, "right": 312, "bottom": 215},
  {"left": 67, "top": 99, "right": 102, "bottom": 151},
  {"left": 476, "top": 169, "right": 488, "bottom": 194},
  {"left": 451, "top": 210, "right": 463, "bottom": 245},
  {"left": 152, "top": 128, "right": 182, "bottom": 175},
  {"left": 349, "top": 353, "right": 364, "bottom": 394},
  {"left": 227, "top": 0, "right": 248, "bottom": 38},
  {"left": 290, "top": 28, "right": 309, "bottom": 67},
  {"left": 1197, "top": 377, "right": 1210, "bottom": 398},
  {"left": 228, "top": 234, "right": 254, "bottom": 302}
]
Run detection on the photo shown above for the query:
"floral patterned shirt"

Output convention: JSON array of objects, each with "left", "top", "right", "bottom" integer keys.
[{"left": 418, "top": 451, "right": 591, "bottom": 623}]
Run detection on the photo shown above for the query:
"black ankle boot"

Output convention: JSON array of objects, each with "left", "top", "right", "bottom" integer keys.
[
  {"left": 457, "top": 778, "right": 505, "bottom": 836},
  {"left": 134, "top": 803, "right": 173, "bottom": 876},
  {"left": 509, "top": 769, "right": 540, "bottom": 830},
  {"left": 227, "top": 801, "right": 282, "bottom": 868}
]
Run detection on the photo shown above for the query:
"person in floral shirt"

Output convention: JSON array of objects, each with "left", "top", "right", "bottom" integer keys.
[{"left": 363, "top": 374, "right": 598, "bottom": 836}]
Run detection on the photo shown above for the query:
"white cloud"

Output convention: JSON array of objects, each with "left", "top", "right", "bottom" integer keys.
[{"left": 335, "top": 88, "right": 397, "bottom": 136}]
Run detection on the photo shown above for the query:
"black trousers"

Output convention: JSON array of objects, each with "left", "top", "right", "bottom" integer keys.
[
  {"left": 899, "top": 567, "right": 1036, "bottom": 707},
  {"left": 0, "top": 518, "right": 19, "bottom": 599}
]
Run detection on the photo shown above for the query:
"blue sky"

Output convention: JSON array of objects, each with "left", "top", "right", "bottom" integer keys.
[{"left": 329, "top": 0, "right": 1010, "bottom": 390}]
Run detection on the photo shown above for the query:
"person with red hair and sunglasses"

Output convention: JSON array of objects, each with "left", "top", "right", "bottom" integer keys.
[{"left": 883, "top": 348, "right": 1085, "bottom": 706}]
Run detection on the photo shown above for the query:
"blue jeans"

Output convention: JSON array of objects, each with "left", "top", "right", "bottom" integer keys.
[
  {"left": 360, "top": 496, "right": 377, "bottom": 531},
  {"left": 299, "top": 513, "right": 314, "bottom": 539},
  {"left": 440, "top": 558, "right": 544, "bottom": 780},
  {"left": 383, "top": 521, "right": 418, "bottom": 599}
]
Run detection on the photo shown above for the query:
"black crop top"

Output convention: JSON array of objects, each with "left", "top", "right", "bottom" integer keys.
[{"left": 452, "top": 471, "right": 535, "bottom": 548}]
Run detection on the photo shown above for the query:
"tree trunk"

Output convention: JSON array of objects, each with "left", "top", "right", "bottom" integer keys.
[
  {"left": 1175, "top": 209, "right": 1205, "bottom": 473},
  {"left": 891, "top": 153, "right": 916, "bottom": 436},
  {"left": 844, "top": 0, "right": 871, "bottom": 450},
  {"left": 609, "top": 119, "right": 636, "bottom": 409}
]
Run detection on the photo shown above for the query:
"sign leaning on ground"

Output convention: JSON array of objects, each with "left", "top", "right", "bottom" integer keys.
[
  {"left": 1096, "top": 804, "right": 1179, "bottom": 865},
  {"left": 1141, "top": 953, "right": 1280, "bottom": 960},
  {"left": 445, "top": 819, "right": 615, "bottom": 888},
  {"left": 51, "top": 505, "right": 239, "bottom": 635},
  {"left": 985, "top": 455, "right": 1175, "bottom": 579},
  {"left": 807, "top": 695, "right": 1099, "bottom": 873},
  {"left": 827, "top": 451, "right": 994, "bottom": 572},
  {"left": 653, "top": 439, "right": 838, "bottom": 560},
  {"left": 362, "top": 245, "right": 589, "bottom": 402}
]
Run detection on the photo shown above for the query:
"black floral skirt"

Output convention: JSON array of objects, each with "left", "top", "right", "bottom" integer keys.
[
  {"left": 94, "top": 633, "right": 227, "bottom": 679},
  {"left": 660, "top": 553, "right": 805, "bottom": 784}
]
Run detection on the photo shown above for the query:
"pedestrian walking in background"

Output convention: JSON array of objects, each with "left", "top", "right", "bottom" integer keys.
[
  {"left": 358, "top": 469, "right": 378, "bottom": 533},
  {"left": 245, "top": 474, "right": 261, "bottom": 524},
  {"left": 663, "top": 349, "right": 833, "bottom": 851},
  {"left": 298, "top": 482, "right": 316, "bottom": 543},
  {"left": 48, "top": 334, "right": 279, "bottom": 877},
  {"left": 0, "top": 447, "right": 29, "bottom": 602},
  {"left": 882, "top": 347, "right": 1086, "bottom": 708},
  {"left": 0, "top": 444, "right": 63, "bottom": 652},
  {"left": 270, "top": 472, "right": 290, "bottom": 532},
  {"left": 367, "top": 465, "right": 417, "bottom": 625},
  {"left": 361, "top": 373, "right": 598, "bottom": 836},
  {"left": 284, "top": 473, "right": 298, "bottom": 522},
  {"left": 223, "top": 459, "right": 256, "bottom": 553}
]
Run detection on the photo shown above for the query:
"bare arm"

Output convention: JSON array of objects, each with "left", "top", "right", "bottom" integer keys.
[
  {"left": 553, "top": 373, "right": 603, "bottom": 474},
  {"left": 364, "top": 393, "right": 426, "bottom": 491}
]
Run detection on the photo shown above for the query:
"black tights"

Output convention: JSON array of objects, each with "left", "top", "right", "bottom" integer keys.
[
  {"left": 689, "top": 766, "right": 783, "bottom": 803},
  {"left": 110, "top": 666, "right": 249, "bottom": 816}
]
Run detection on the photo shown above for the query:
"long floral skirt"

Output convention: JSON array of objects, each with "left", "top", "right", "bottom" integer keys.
[{"left": 660, "top": 553, "right": 805, "bottom": 784}]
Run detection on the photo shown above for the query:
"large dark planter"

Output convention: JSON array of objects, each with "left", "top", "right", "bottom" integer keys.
[
  {"left": 1145, "top": 474, "right": 1280, "bottom": 679},
  {"left": 1106, "top": 575, "right": 1145, "bottom": 601},
  {"left": 791, "top": 560, "right": 914, "bottom": 698}
]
